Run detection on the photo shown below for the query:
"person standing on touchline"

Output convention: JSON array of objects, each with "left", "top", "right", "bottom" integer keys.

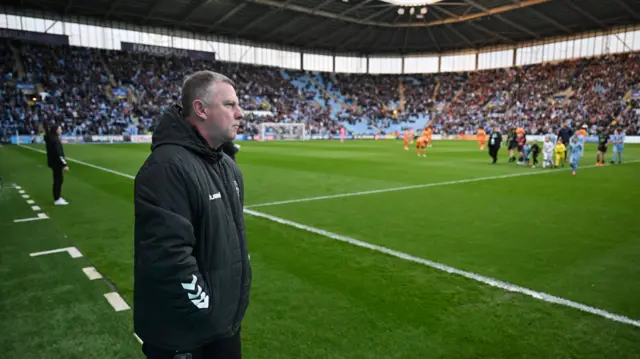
[{"left": 44, "top": 124, "right": 69, "bottom": 205}]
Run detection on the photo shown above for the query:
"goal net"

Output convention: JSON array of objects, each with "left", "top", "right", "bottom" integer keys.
[{"left": 258, "top": 123, "right": 306, "bottom": 141}]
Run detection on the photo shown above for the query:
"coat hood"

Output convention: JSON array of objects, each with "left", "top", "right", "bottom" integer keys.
[{"left": 151, "top": 105, "right": 223, "bottom": 161}]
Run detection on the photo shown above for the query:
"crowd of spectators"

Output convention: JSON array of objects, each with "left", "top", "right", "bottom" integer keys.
[
  {"left": 429, "top": 53, "right": 640, "bottom": 136},
  {"left": 2, "top": 39, "right": 639, "bottom": 140}
]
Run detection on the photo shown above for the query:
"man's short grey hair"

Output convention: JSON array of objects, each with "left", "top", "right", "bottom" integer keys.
[{"left": 181, "top": 71, "right": 235, "bottom": 117}]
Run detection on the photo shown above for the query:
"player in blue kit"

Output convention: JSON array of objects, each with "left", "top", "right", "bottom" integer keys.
[
  {"left": 610, "top": 128, "right": 625, "bottom": 164},
  {"left": 569, "top": 136, "right": 583, "bottom": 176}
]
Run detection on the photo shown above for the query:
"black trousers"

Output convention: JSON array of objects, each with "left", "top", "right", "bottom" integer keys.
[
  {"left": 142, "top": 331, "right": 242, "bottom": 359},
  {"left": 51, "top": 166, "right": 64, "bottom": 201},
  {"left": 489, "top": 146, "right": 499, "bottom": 163}
]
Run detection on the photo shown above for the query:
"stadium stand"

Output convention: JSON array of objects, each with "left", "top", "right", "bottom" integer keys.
[{"left": 2, "top": 39, "right": 639, "bottom": 138}]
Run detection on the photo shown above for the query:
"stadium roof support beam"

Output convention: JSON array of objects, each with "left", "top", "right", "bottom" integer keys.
[
  {"left": 259, "top": 0, "right": 333, "bottom": 39},
  {"left": 103, "top": 0, "right": 121, "bottom": 19},
  {"left": 287, "top": 21, "right": 331, "bottom": 43},
  {"left": 562, "top": 0, "right": 606, "bottom": 29},
  {"left": 363, "top": 5, "right": 396, "bottom": 21},
  {"left": 426, "top": 27, "right": 441, "bottom": 52},
  {"left": 434, "top": 5, "right": 515, "bottom": 43},
  {"left": 341, "top": 0, "right": 374, "bottom": 16},
  {"left": 180, "top": 0, "right": 216, "bottom": 23},
  {"left": 403, "top": 27, "right": 410, "bottom": 52},
  {"left": 64, "top": 0, "right": 74, "bottom": 16},
  {"left": 525, "top": 5, "right": 571, "bottom": 33},
  {"left": 307, "top": 24, "right": 355, "bottom": 47},
  {"left": 206, "top": 2, "right": 247, "bottom": 32},
  {"left": 612, "top": 0, "right": 640, "bottom": 21},
  {"left": 457, "top": 0, "right": 538, "bottom": 38},
  {"left": 142, "top": 0, "right": 167, "bottom": 25},
  {"left": 236, "top": 0, "right": 294, "bottom": 35},
  {"left": 296, "top": 0, "right": 376, "bottom": 44},
  {"left": 339, "top": 27, "right": 376, "bottom": 51},
  {"left": 387, "top": 29, "right": 401, "bottom": 48},
  {"left": 430, "top": 7, "right": 474, "bottom": 48},
  {"left": 252, "top": 0, "right": 552, "bottom": 28}
]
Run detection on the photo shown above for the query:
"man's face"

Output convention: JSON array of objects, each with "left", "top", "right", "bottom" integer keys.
[{"left": 200, "top": 82, "right": 243, "bottom": 146}]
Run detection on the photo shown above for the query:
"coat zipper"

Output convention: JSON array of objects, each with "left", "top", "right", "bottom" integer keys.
[{"left": 214, "top": 160, "right": 247, "bottom": 331}]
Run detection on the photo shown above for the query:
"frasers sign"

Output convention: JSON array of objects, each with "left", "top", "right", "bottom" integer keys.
[{"left": 121, "top": 42, "right": 216, "bottom": 61}]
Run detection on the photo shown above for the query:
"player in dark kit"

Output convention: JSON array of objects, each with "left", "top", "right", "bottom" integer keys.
[
  {"left": 529, "top": 141, "right": 540, "bottom": 167},
  {"left": 558, "top": 123, "right": 573, "bottom": 161},
  {"left": 507, "top": 129, "right": 517, "bottom": 163},
  {"left": 596, "top": 128, "right": 610, "bottom": 166},
  {"left": 488, "top": 127, "right": 502, "bottom": 164},
  {"left": 516, "top": 135, "right": 527, "bottom": 164}
]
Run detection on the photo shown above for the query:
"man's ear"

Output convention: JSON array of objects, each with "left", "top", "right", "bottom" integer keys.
[{"left": 192, "top": 100, "right": 207, "bottom": 120}]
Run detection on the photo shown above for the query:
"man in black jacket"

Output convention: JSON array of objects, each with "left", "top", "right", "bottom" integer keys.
[
  {"left": 558, "top": 122, "right": 573, "bottom": 161},
  {"left": 134, "top": 71, "right": 251, "bottom": 359},
  {"left": 488, "top": 126, "right": 502, "bottom": 164},
  {"left": 44, "top": 124, "right": 69, "bottom": 205}
]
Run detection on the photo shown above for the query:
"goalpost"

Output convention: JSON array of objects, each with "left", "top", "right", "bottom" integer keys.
[{"left": 258, "top": 123, "right": 306, "bottom": 141}]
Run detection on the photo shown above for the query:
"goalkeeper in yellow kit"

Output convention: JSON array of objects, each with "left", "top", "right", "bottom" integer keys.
[{"left": 554, "top": 138, "right": 566, "bottom": 168}]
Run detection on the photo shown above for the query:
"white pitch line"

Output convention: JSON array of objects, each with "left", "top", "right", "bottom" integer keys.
[
  {"left": 245, "top": 208, "right": 640, "bottom": 328},
  {"left": 21, "top": 194, "right": 29, "bottom": 199},
  {"left": 82, "top": 267, "right": 103, "bottom": 280},
  {"left": 18, "top": 144, "right": 640, "bottom": 328},
  {"left": 14, "top": 185, "right": 22, "bottom": 189},
  {"left": 31, "top": 206, "right": 41, "bottom": 211},
  {"left": 26, "top": 199, "right": 35, "bottom": 205},
  {"left": 14, "top": 214, "right": 48, "bottom": 223},
  {"left": 67, "top": 247, "right": 83, "bottom": 258},
  {"left": 104, "top": 292, "right": 130, "bottom": 312},
  {"left": 246, "top": 160, "right": 640, "bottom": 208},
  {"left": 18, "top": 189, "right": 25, "bottom": 194},
  {"left": 30, "top": 246, "right": 82, "bottom": 258}
]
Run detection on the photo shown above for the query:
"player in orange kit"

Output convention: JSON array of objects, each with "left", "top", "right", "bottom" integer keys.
[
  {"left": 403, "top": 130, "right": 410, "bottom": 151},
  {"left": 416, "top": 136, "right": 427, "bottom": 157},
  {"left": 477, "top": 128, "right": 486, "bottom": 150},
  {"left": 422, "top": 127, "right": 433, "bottom": 148},
  {"left": 409, "top": 128, "right": 415, "bottom": 144}
]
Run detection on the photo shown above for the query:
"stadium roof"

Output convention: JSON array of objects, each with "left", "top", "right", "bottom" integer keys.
[{"left": 8, "top": 0, "right": 640, "bottom": 54}]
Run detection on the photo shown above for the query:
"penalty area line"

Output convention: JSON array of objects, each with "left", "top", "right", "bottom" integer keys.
[{"left": 244, "top": 208, "right": 640, "bottom": 329}]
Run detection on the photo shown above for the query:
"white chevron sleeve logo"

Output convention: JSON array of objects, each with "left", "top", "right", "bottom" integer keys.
[{"left": 180, "top": 274, "right": 209, "bottom": 309}]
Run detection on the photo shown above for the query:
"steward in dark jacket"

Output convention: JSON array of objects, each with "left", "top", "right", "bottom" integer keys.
[
  {"left": 44, "top": 124, "right": 69, "bottom": 204},
  {"left": 133, "top": 105, "right": 251, "bottom": 352}
]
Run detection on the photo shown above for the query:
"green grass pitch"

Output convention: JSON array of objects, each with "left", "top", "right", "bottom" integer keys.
[{"left": 1, "top": 140, "right": 639, "bottom": 358}]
